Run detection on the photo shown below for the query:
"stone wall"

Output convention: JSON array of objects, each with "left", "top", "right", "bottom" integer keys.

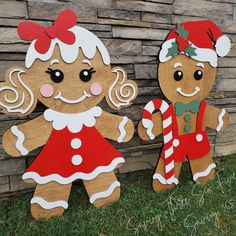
[{"left": 0, "top": 0, "right": 236, "bottom": 195}]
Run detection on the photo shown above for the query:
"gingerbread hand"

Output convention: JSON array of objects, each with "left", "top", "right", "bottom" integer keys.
[{"left": 96, "top": 111, "right": 134, "bottom": 143}]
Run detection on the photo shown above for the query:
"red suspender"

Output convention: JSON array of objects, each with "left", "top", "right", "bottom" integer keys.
[{"left": 197, "top": 101, "right": 207, "bottom": 132}]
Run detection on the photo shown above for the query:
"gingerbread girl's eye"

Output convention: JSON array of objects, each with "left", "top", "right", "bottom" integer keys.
[
  {"left": 79, "top": 68, "right": 96, "bottom": 82},
  {"left": 194, "top": 70, "right": 203, "bottom": 80},
  {"left": 173, "top": 70, "right": 183, "bottom": 81},
  {"left": 46, "top": 68, "right": 64, "bottom": 83}
]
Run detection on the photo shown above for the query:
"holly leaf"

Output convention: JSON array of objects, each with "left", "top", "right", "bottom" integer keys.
[
  {"left": 184, "top": 44, "right": 197, "bottom": 57},
  {"left": 166, "top": 42, "right": 179, "bottom": 57},
  {"left": 176, "top": 24, "right": 189, "bottom": 40}
]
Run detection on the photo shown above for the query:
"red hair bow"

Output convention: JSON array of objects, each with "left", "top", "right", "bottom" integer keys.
[{"left": 18, "top": 10, "right": 77, "bottom": 54}]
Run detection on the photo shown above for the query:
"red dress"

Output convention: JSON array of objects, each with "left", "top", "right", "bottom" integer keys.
[{"left": 22, "top": 107, "right": 125, "bottom": 184}]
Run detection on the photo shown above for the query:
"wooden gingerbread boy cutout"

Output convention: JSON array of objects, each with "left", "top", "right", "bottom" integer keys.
[
  {"left": 138, "top": 20, "right": 230, "bottom": 192},
  {"left": 0, "top": 10, "right": 138, "bottom": 219}
]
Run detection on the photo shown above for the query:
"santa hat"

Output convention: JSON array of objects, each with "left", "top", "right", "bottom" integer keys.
[{"left": 159, "top": 20, "right": 231, "bottom": 67}]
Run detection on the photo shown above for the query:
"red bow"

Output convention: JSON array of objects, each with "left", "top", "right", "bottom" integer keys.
[{"left": 18, "top": 10, "right": 77, "bottom": 54}]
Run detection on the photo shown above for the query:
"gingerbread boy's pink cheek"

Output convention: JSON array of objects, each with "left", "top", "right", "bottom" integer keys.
[
  {"left": 40, "top": 84, "right": 54, "bottom": 98},
  {"left": 90, "top": 82, "right": 102, "bottom": 96}
]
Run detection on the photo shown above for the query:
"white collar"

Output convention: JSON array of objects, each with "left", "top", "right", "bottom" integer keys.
[{"left": 44, "top": 106, "right": 102, "bottom": 133}]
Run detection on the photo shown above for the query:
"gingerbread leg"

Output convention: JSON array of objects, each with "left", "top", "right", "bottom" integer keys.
[
  {"left": 83, "top": 171, "right": 120, "bottom": 208},
  {"left": 31, "top": 181, "right": 72, "bottom": 220},
  {"left": 189, "top": 152, "right": 216, "bottom": 183},
  {"left": 152, "top": 158, "right": 182, "bottom": 192}
]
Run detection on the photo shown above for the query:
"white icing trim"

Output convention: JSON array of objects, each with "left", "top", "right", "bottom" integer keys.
[
  {"left": 89, "top": 181, "right": 120, "bottom": 204},
  {"left": 176, "top": 87, "right": 200, "bottom": 97},
  {"left": 159, "top": 38, "right": 218, "bottom": 67},
  {"left": 216, "top": 109, "right": 225, "bottom": 132},
  {"left": 215, "top": 35, "right": 231, "bottom": 57},
  {"left": 31, "top": 197, "right": 68, "bottom": 209},
  {"left": 153, "top": 173, "right": 179, "bottom": 185},
  {"left": 142, "top": 119, "right": 155, "bottom": 140},
  {"left": 117, "top": 116, "right": 128, "bottom": 143},
  {"left": 22, "top": 157, "right": 125, "bottom": 184},
  {"left": 0, "top": 69, "right": 35, "bottom": 114},
  {"left": 193, "top": 163, "right": 216, "bottom": 181},
  {"left": 44, "top": 106, "right": 102, "bottom": 133},
  {"left": 25, "top": 26, "right": 110, "bottom": 68},
  {"left": 54, "top": 90, "right": 91, "bottom": 104},
  {"left": 11, "top": 125, "right": 28, "bottom": 156},
  {"left": 108, "top": 68, "right": 136, "bottom": 108}
]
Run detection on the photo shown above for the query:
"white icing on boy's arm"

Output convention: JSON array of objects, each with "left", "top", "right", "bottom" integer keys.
[
  {"left": 117, "top": 116, "right": 128, "bottom": 143},
  {"left": 216, "top": 109, "right": 226, "bottom": 132}
]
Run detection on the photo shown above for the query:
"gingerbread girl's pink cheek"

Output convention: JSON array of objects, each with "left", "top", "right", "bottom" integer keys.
[
  {"left": 40, "top": 84, "right": 54, "bottom": 98},
  {"left": 90, "top": 82, "right": 102, "bottom": 96}
]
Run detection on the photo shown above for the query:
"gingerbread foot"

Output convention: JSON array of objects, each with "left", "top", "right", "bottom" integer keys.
[
  {"left": 152, "top": 158, "right": 182, "bottom": 192},
  {"left": 190, "top": 152, "right": 216, "bottom": 183},
  {"left": 83, "top": 171, "right": 120, "bottom": 208},
  {"left": 31, "top": 182, "right": 71, "bottom": 220}
]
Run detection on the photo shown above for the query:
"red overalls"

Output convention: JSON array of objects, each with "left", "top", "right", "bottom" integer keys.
[{"left": 160, "top": 101, "right": 211, "bottom": 162}]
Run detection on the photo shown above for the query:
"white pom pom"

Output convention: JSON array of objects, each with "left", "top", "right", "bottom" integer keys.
[{"left": 215, "top": 35, "right": 231, "bottom": 57}]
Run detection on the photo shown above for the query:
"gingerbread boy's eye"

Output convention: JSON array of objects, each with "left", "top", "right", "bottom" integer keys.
[
  {"left": 79, "top": 68, "right": 96, "bottom": 82},
  {"left": 46, "top": 68, "right": 64, "bottom": 83},
  {"left": 194, "top": 70, "right": 203, "bottom": 80},
  {"left": 173, "top": 70, "right": 183, "bottom": 81}
]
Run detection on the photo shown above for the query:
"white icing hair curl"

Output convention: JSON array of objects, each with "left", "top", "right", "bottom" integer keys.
[{"left": 0, "top": 68, "right": 36, "bottom": 116}]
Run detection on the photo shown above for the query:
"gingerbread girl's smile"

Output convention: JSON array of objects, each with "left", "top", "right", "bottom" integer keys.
[{"left": 54, "top": 90, "right": 91, "bottom": 104}]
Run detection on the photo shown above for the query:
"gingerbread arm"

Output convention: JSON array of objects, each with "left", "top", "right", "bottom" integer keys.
[
  {"left": 138, "top": 111, "right": 163, "bottom": 141},
  {"left": 95, "top": 111, "right": 134, "bottom": 142},
  {"left": 2, "top": 115, "right": 52, "bottom": 157},
  {"left": 204, "top": 104, "right": 229, "bottom": 131}
]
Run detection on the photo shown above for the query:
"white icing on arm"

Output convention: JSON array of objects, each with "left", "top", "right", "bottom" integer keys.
[
  {"left": 89, "top": 181, "right": 120, "bottom": 204},
  {"left": 216, "top": 109, "right": 226, "bottom": 132},
  {"left": 11, "top": 125, "right": 29, "bottom": 156},
  {"left": 142, "top": 119, "right": 155, "bottom": 140},
  {"left": 117, "top": 116, "right": 128, "bottom": 143}
]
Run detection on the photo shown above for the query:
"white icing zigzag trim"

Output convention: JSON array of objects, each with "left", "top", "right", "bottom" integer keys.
[
  {"left": 153, "top": 173, "right": 179, "bottom": 185},
  {"left": 31, "top": 197, "right": 68, "bottom": 209},
  {"left": 44, "top": 106, "right": 102, "bottom": 133},
  {"left": 11, "top": 125, "right": 29, "bottom": 156},
  {"left": 193, "top": 163, "right": 216, "bottom": 181},
  {"left": 22, "top": 157, "right": 125, "bottom": 184},
  {"left": 216, "top": 109, "right": 226, "bottom": 132},
  {"left": 89, "top": 181, "right": 120, "bottom": 204},
  {"left": 117, "top": 116, "right": 128, "bottom": 143}
]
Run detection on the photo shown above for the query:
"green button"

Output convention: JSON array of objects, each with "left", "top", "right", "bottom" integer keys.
[
  {"left": 184, "top": 125, "right": 191, "bottom": 133},
  {"left": 184, "top": 114, "right": 191, "bottom": 122}
]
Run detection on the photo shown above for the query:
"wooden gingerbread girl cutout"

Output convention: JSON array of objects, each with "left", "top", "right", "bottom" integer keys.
[
  {"left": 138, "top": 20, "right": 230, "bottom": 192},
  {"left": 0, "top": 10, "right": 138, "bottom": 219}
]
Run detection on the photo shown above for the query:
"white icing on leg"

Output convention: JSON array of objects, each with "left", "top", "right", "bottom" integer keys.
[
  {"left": 193, "top": 163, "right": 216, "bottom": 181},
  {"left": 89, "top": 181, "right": 120, "bottom": 204},
  {"left": 216, "top": 109, "right": 225, "bottom": 132},
  {"left": 11, "top": 125, "right": 29, "bottom": 156},
  {"left": 153, "top": 173, "right": 179, "bottom": 185},
  {"left": 31, "top": 197, "right": 68, "bottom": 209},
  {"left": 117, "top": 116, "right": 128, "bottom": 143}
]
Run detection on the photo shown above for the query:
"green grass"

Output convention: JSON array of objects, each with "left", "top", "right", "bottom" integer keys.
[{"left": 0, "top": 155, "right": 236, "bottom": 236}]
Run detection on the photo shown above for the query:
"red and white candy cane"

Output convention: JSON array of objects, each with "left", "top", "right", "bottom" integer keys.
[{"left": 142, "top": 99, "right": 177, "bottom": 185}]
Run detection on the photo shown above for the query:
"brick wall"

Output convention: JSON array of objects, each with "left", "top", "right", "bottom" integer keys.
[{"left": 0, "top": 0, "right": 236, "bottom": 195}]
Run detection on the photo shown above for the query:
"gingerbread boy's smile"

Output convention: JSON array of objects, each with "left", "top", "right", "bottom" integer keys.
[{"left": 176, "top": 86, "right": 200, "bottom": 97}]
